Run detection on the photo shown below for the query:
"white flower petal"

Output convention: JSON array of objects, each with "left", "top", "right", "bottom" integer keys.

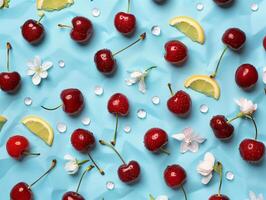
[
  {"left": 125, "top": 79, "right": 136, "bottom": 86},
  {"left": 27, "top": 69, "right": 36, "bottom": 76},
  {"left": 27, "top": 60, "right": 37, "bottom": 69},
  {"left": 235, "top": 98, "right": 257, "bottom": 115},
  {"left": 34, "top": 56, "right": 41, "bottom": 67},
  {"left": 193, "top": 135, "right": 206, "bottom": 144},
  {"left": 258, "top": 194, "right": 264, "bottom": 200},
  {"left": 64, "top": 161, "right": 79, "bottom": 175},
  {"left": 39, "top": 70, "right": 48, "bottom": 79},
  {"left": 41, "top": 61, "right": 53, "bottom": 71},
  {"left": 197, "top": 162, "right": 213, "bottom": 176},
  {"left": 263, "top": 67, "right": 266, "bottom": 84},
  {"left": 156, "top": 196, "right": 168, "bottom": 200},
  {"left": 180, "top": 142, "right": 189, "bottom": 153},
  {"left": 172, "top": 133, "right": 185, "bottom": 141},
  {"left": 130, "top": 71, "right": 143, "bottom": 79},
  {"left": 183, "top": 127, "right": 193, "bottom": 137},
  {"left": 188, "top": 141, "right": 199, "bottom": 152},
  {"left": 249, "top": 191, "right": 257, "bottom": 200},
  {"left": 201, "top": 173, "right": 213, "bottom": 184},
  {"left": 204, "top": 152, "right": 215, "bottom": 166},
  {"left": 138, "top": 78, "right": 146, "bottom": 93},
  {"left": 64, "top": 154, "right": 75, "bottom": 161},
  {"left": 32, "top": 73, "right": 41, "bottom": 85}
]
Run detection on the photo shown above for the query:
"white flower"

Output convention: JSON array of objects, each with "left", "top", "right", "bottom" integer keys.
[
  {"left": 196, "top": 152, "right": 215, "bottom": 184},
  {"left": 172, "top": 127, "right": 206, "bottom": 153},
  {"left": 156, "top": 196, "right": 168, "bottom": 200},
  {"left": 263, "top": 67, "right": 266, "bottom": 84},
  {"left": 64, "top": 154, "right": 80, "bottom": 175},
  {"left": 248, "top": 191, "right": 264, "bottom": 200},
  {"left": 27, "top": 56, "right": 53, "bottom": 86},
  {"left": 235, "top": 98, "right": 257, "bottom": 116}
]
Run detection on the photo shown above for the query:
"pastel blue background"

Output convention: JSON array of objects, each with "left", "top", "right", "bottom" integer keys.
[{"left": 0, "top": 0, "right": 266, "bottom": 199}]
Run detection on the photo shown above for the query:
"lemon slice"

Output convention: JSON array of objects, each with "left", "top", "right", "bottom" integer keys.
[
  {"left": 184, "top": 75, "right": 220, "bottom": 99},
  {"left": 37, "top": 0, "right": 74, "bottom": 11},
  {"left": 169, "top": 16, "right": 205, "bottom": 44},
  {"left": 0, "top": 115, "right": 7, "bottom": 132},
  {"left": 21, "top": 115, "right": 54, "bottom": 146}
]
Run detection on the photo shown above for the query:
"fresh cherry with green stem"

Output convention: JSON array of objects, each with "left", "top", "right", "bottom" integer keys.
[
  {"left": 10, "top": 159, "right": 57, "bottom": 200},
  {"left": 94, "top": 32, "right": 146, "bottom": 75},
  {"left": 6, "top": 135, "right": 40, "bottom": 160},
  {"left": 114, "top": 0, "right": 136, "bottom": 35},
  {"left": 99, "top": 140, "right": 141, "bottom": 183},
  {"left": 209, "top": 162, "right": 230, "bottom": 200},
  {"left": 41, "top": 88, "right": 84, "bottom": 116},
  {"left": 62, "top": 165, "right": 94, "bottom": 200},
  {"left": 107, "top": 93, "right": 130, "bottom": 146},
  {"left": 164, "top": 164, "right": 188, "bottom": 200},
  {"left": 210, "top": 115, "right": 235, "bottom": 140},
  {"left": 0, "top": 42, "right": 21, "bottom": 93}
]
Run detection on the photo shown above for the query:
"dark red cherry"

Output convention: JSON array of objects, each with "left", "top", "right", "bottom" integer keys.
[
  {"left": 239, "top": 139, "right": 265, "bottom": 163},
  {"left": 213, "top": 0, "right": 233, "bottom": 6},
  {"left": 10, "top": 182, "right": 32, "bottom": 200},
  {"left": 209, "top": 194, "right": 230, "bottom": 200},
  {"left": 222, "top": 28, "right": 246, "bottom": 51},
  {"left": 144, "top": 128, "right": 168, "bottom": 153},
  {"left": 164, "top": 164, "right": 187, "bottom": 188},
  {"left": 263, "top": 36, "right": 266, "bottom": 50},
  {"left": 71, "top": 129, "right": 95, "bottom": 152},
  {"left": 114, "top": 12, "right": 136, "bottom": 35},
  {"left": 62, "top": 191, "right": 85, "bottom": 200},
  {"left": 21, "top": 19, "right": 45, "bottom": 44},
  {"left": 118, "top": 160, "right": 141, "bottom": 183},
  {"left": 94, "top": 49, "right": 116, "bottom": 75},
  {"left": 0, "top": 72, "right": 21, "bottom": 93},
  {"left": 71, "top": 16, "right": 93, "bottom": 43},
  {"left": 235, "top": 64, "right": 258, "bottom": 89},
  {"left": 210, "top": 115, "right": 234, "bottom": 140},
  {"left": 107, "top": 93, "right": 129, "bottom": 116},
  {"left": 164, "top": 40, "right": 188, "bottom": 65},
  {"left": 60, "top": 88, "right": 84, "bottom": 115},
  {"left": 6, "top": 135, "right": 29, "bottom": 159}
]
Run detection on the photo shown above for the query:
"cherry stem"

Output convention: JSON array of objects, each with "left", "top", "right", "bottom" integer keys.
[
  {"left": 217, "top": 162, "right": 223, "bottom": 196},
  {"left": 159, "top": 147, "right": 170, "bottom": 155},
  {"left": 127, "top": 0, "right": 131, "bottom": 13},
  {"left": 245, "top": 115, "right": 258, "bottom": 140},
  {"left": 28, "top": 159, "right": 57, "bottom": 189},
  {"left": 76, "top": 165, "right": 94, "bottom": 193},
  {"left": 37, "top": 14, "right": 44, "bottom": 24},
  {"left": 23, "top": 151, "right": 41, "bottom": 157},
  {"left": 210, "top": 46, "right": 228, "bottom": 79},
  {"left": 99, "top": 140, "right": 126, "bottom": 165},
  {"left": 41, "top": 104, "right": 62, "bottom": 111},
  {"left": 181, "top": 186, "right": 188, "bottom": 200},
  {"left": 87, "top": 153, "right": 105, "bottom": 175},
  {"left": 112, "top": 32, "right": 146, "bottom": 57},
  {"left": 167, "top": 83, "right": 174, "bottom": 96},
  {"left": 6, "top": 42, "right": 11, "bottom": 72},
  {"left": 145, "top": 66, "right": 157, "bottom": 73},
  {"left": 58, "top": 24, "right": 73, "bottom": 29},
  {"left": 111, "top": 114, "right": 119, "bottom": 146},
  {"left": 77, "top": 159, "right": 90, "bottom": 166},
  {"left": 227, "top": 112, "right": 243, "bottom": 124},
  {"left": 149, "top": 194, "right": 155, "bottom": 200}
]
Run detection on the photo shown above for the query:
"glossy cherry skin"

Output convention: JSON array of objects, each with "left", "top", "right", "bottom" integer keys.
[
  {"left": 108, "top": 93, "right": 130, "bottom": 116},
  {"left": 70, "top": 16, "right": 93, "bottom": 43},
  {"left": 209, "top": 194, "right": 230, "bottom": 200},
  {"left": 60, "top": 88, "right": 84, "bottom": 115},
  {"left": 94, "top": 49, "right": 116, "bottom": 75},
  {"left": 62, "top": 191, "right": 85, "bottom": 200},
  {"left": 71, "top": 129, "right": 95, "bottom": 152},
  {"left": 10, "top": 182, "right": 32, "bottom": 200},
  {"left": 213, "top": 0, "right": 233, "bottom": 6},
  {"left": 167, "top": 90, "right": 191, "bottom": 117},
  {"left": 210, "top": 115, "right": 234, "bottom": 140},
  {"left": 21, "top": 20, "right": 45, "bottom": 44},
  {"left": 222, "top": 28, "right": 246, "bottom": 51},
  {"left": 263, "top": 36, "right": 266, "bottom": 50},
  {"left": 164, "top": 164, "right": 187, "bottom": 188},
  {"left": 164, "top": 40, "right": 188, "bottom": 65},
  {"left": 239, "top": 139, "right": 265, "bottom": 163},
  {"left": 0, "top": 72, "right": 21, "bottom": 93},
  {"left": 144, "top": 128, "right": 168, "bottom": 152},
  {"left": 235, "top": 64, "right": 258, "bottom": 89},
  {"left": 114, "top": 12, "right": 136, "bottom": 35},
  {"left": 118, "top": 160, "right": 141, "bottom": 183},
  {"left": 6, "top": 135, "right": 29, "bottom": 159}
]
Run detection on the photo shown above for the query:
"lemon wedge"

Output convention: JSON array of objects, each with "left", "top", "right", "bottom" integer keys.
[
  {"left": 0, "top": 115, "right": 7, "bottom": 132},
  {"left": 37, "top": 0, "right": 74, "bottom": 11},
  {"left": 21, "top": 115, "right": 54, "bottom": 146},
  {"left": 169, "top": 16, "right": 205, "bottom": 44},
  {"left": 184, "top": 75, "right": 220, "bottom": 99}
]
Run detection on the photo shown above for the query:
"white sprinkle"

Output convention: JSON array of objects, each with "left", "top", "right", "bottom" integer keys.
[
  {"left": 200, "top": 104, "right": 209, "bottom": 113},
  {"left": 81, "top": 117, "right": 91, "bottom": 126},
  {"left": 123, "top": 126, "right": 131, "bottom": 133},
  {"left": 106, "top": 181, "right": 115, "bottom": 190},
  {"left": 94, "top": 86, "right": 104, "bottom": 96},
  {"left": 225, "top": 171, "right": 235, "bottom": 181},
  {"left": 251, "top": 3, "right": 259, "bottom": 11},
  {"left": 57, "top": 122, "right": 67, "bottom": 133},
  {"left": 152, "top": 96, "right": 160, "bottom": 105},
  {"left": 92, "top": 8, "right": 101, "bottom": 17},
  {"left": 151, "top": 26, "right": 161, "bottom": 36},
  {"left": 24, "top": 97, "right": 32, "bottom": 106},
  {"left": 137, "top": 109, "right": 147, "bottom": 119},
  {"left": 196, "top": 3, "right": 204, "bottom": 11},
  {"left": 58, "top": 60, "right": 65, "bottom": 68}
]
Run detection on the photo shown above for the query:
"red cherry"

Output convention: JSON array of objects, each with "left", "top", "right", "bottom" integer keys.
[
  {"left": 71, "top": 129, "right": 95, "bottom": 152},
  {"left": 114, "top": 12, "right": 136, "bottom": 35},
  {"left": 94, "top": 49, "right": 116, "bottom": 75},
  {"left": 263, "top": 36, "right": 266, "bottom": 50},
  {"left": 164, "top": 40, "right": 188, "bottom": 65},
  {"left": 209, "top": 194, "right": 230, "bottom": 200},
  {"left": 213, "top": 0, "right": 233, "bottom": 6},
  {"left": 144, "top": 128, "right": 169, "bottom": 154},
  {"left": 21, "top": 17, "right": 45, "bottom": 44},
  {"left": 235, "top": 64, "right": 258, "bottom": 89},
  {"left": 10, "top": 182, "right": 32, "bottom": 200},
  {"left": 108, "top": 93, "right": 130, "bottom": 116},
  {"left": 60, "top": 88, "right": 84, "bottom": 115},
  {"left": 0, "top": 72, "right": 21, "bottom": 93},
  {"left": 239, "top": 139, "right": 265, "bottom": 163},
  {"left": 167, "top": 84, "right": 191, "bottom": 117},
  {"left": 164, "top": 164, "right": 186, "bottom": 188},
  {"left": 222, "top": 28, "right": 246, "bottom": 51},
  {"left": 6, "top": 135, "right": 30, "bottom": 159},
  {"left": 210, "top": 115, "right": 234, "bottom": 140},
  {"left": 118, "top": 160, "right": 141, "bottom": 183},
  {"left": 62, "top": 191, "right": 85, "bottom": 200}
]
